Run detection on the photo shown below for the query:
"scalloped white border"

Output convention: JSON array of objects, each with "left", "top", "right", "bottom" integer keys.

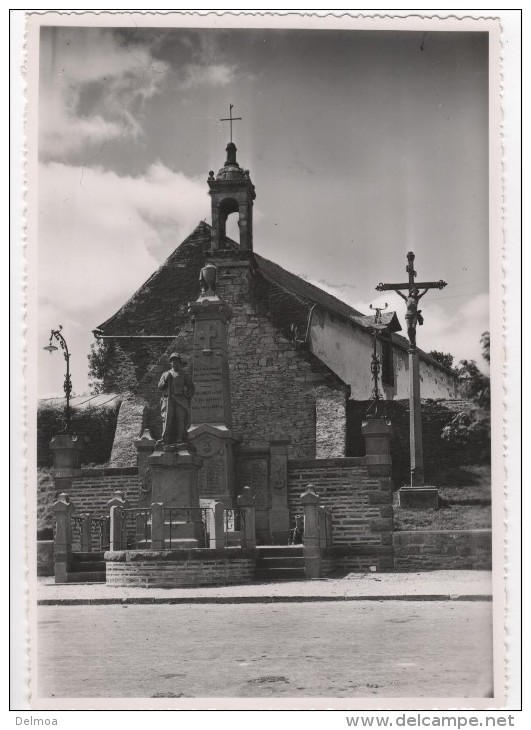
[{"left": 10, "top": 8, "right": 521, "bottom": 716}]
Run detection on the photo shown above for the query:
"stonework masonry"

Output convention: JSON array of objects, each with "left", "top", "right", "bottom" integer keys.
[
  {"left": 136, "top": 252, "right": 347, "bottom": 462},
  {"left": 68, "top": 469, "right": 141, "bottom": 516},
  {"left": 288, "top": 457, "right": 394, "bottom": 571},
  {"left": 393, "top": 529, "right": 492, "bottom": 571},
  {"left": 105, "top": 549, "right": 257, "bottom": 588},
  {"left": 108, "top": 397, "right": 147, "bottom": 467}
]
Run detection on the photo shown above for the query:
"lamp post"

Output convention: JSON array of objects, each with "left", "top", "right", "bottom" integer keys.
[
  {"left": 365, "top": 304, "right": 388, "bottom": 418},
  {"left": 43, "top": 325, "right": 73, "bottom": 433}
]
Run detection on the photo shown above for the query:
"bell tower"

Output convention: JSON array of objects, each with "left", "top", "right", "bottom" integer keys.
[{"left": 208, "top": 106, "right": 256, "bottom": 251}]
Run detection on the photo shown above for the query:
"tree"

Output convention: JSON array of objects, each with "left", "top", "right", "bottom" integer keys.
[
  {"left": 480, "top": 331, "right": 490, "bottom": 364},
  {"left": 88, "top": 339, "right": 137, "bottom": 394},
  {"left": 427, "top": 350, "right": 455, "bottom": 371},
  {"left": 457, "top": 331, "right": 490, "bottom": 408}
]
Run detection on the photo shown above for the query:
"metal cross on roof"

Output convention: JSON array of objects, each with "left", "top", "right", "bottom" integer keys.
[{"left": 220, "top": 103, "right": 242, "bottom": 143}]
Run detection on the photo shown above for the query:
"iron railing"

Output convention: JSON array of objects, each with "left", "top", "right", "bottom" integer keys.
[
  {"left": 164, "top": 507, "right": 211, "bottom": 549},
  {"left": 91, "top": 516, "right": 110, "bottom": 551},
  {"left": 224, "top": 508, "right": 246, "bottom": 547},
  {"left": 121, "top": 507, "right": 151, "bottom": 549},
  {"left": 70, "top": 515, "right": 83, "bottom": 552}
]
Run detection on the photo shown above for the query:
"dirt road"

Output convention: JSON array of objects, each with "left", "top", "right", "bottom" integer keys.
[{"left": 37, "top": 600, "right": 492, "bottom": 699}]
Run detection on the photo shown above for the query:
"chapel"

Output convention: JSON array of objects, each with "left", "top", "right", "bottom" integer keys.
[{"left": 87, "top": 138, "right": 459, "bottom": 544}]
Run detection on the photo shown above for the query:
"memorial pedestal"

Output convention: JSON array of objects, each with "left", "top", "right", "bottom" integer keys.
[
  {"left": 188, "top": 423, "right": 236, "bottom": 507},
  {"left": 148, "top": 446, "right": 204, "bottom": 546}
]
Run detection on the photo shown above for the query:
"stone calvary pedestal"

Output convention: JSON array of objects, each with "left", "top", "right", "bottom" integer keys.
[{"left": 187, "top": 268, "right": 237, "bottom": 508}]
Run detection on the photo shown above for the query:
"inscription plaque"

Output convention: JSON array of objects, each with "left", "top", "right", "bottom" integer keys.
[
  {"left": 237, "top": 457, "right": 270, "bottom": 510},
  {"left": 198, "top": 455, "right": 225, "bottom": 495}
]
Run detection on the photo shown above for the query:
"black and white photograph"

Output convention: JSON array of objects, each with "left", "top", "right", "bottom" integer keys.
[{"left": 13, "top": 10, "right": 519, "bottom": 714}]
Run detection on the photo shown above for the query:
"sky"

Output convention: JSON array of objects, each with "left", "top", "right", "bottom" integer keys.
[{"left": 38, "top": 25, "right": 490, "bottom": 397}]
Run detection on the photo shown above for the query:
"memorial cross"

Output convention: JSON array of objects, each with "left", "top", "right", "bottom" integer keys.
[
  {"left": 198, "top": 324, "right": 218, "bottom": 353},
  {"left": 375, "top": 252, "right": 447, "bottom": 485}
]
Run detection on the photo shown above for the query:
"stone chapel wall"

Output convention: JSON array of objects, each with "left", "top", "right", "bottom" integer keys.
[{"left": 135, "top": 255, "right": 349, "bottom": 462}]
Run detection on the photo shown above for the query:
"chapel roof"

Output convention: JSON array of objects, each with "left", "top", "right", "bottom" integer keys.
[
  {"left": 95, "top": 221, "right": 455, "bottom": 377},
  {"left": 95, "top": 221, "right": 367, "bottom": 337}
]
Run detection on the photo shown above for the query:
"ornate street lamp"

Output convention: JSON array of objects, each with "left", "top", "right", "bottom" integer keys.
[
  {"left": 365, "top": 304, "right": 388, "bottom": 418},
  {"left": 43, "top": 325, "right": 73, "bottom": 433}
]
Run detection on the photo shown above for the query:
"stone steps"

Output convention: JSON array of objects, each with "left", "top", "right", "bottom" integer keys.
[
  {"left": 68, "top": 551, "right": 106, "bottom": 583},
  {"left": 66, "top": 571, "right": 107, "bottom": 583},
  {"left": 255, "top": 546, "right": 306, "bottom": 581}
]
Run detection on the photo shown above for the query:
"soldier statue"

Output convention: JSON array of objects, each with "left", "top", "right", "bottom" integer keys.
[{"left": 156, "top": 353, "right": 195, "bottom": 449}]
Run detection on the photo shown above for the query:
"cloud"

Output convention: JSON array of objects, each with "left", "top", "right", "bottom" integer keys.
[
  {"left": 38, "top": 161, "right": 209, "bottom": 313},
  {"left": 38, "top": 160, "right": 210, "bottom": 395},
  {"left": 39, "top": 28, "right": 169, "bottom": 159},
  {"left": 180, "top": 63, "right": 235, "bottom": 89}
]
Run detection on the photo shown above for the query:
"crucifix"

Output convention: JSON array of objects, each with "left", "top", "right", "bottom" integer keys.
[
  {"left": 375, "top": 252, "right": 447, "bottom": 485},
  {"left": 220, "top": 103, "right": 242, "bottom": 143}
]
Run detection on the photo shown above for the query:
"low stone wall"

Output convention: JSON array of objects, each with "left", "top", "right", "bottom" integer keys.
[
  {"left": 288, "top": 457, "right": 394, "bottom": 570},
  {"left": 37, "top": 540, "right": 54, "bottom": 576},
  {"left": 320, "top": 549, "right": 337, "bottom": 577},
  {"left": 68, "top": 468, "right": 141, "bottom": 516},
  {"left": 105, "top": 548, "right": 257, "bottom": 588},
  {"left": 393, "top": 530, "right": 492, "bottom": 571}
]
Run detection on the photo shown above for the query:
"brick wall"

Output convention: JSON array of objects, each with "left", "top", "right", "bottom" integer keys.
[
  {"left": 393, "top": 530, "right": 492, "bottom": 571},
  {"left": 105, "top": 548, "right": 257, "bottom": 587},
  {"left": 68, "top": 468, "right": 141, "bottom": 516},
  {"left": 287, "top": 457, "right": 394, "bottom": 570}
]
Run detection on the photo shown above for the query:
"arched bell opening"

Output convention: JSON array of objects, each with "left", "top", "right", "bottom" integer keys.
[{"left": 218, "top": 197, "right": 240, "bottom": 244}]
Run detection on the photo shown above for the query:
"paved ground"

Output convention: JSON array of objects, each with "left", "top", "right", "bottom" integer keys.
[
  {"left": 37, "top": 570, "right": 492, "bottom": 604},
  {"left": 37, "top": 601, "right": 493, "bottom": 699}
]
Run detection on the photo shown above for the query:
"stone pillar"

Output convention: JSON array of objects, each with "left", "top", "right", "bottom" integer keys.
[
  {"left": 269, "top": 435, "right": 291, "bottom": 544},
  {"left": 318, "top": 507, "right": 327, "bottom": 548},
  {"left": 107, "top": 490, "right": 129, "bottom": 510},
  {"left": 189, "top": 290, "right": 233, "bottom": 430},
  {"left": 325, "top": 510, "right": 333, "bottom": 548},
  {"left": 408, "top": 347, "right": 424, "bottom": 486},
  {"left": 188, "top": 281, "right": 236, "bottom": 506},
  {"left": 49, "top": 433, "right": 84, "bottom": 494},
  {"left": 109, "top": 505, "right": 125, "bottom": 551},
  {"left": 80, "top": 513, "right": 92, "bottom": 553},
  {"left": 301, "top": 486, "right": 321, "bottom": 579},
  {"left": 361, "top": 417, "right": 392, "bottom": 468},
  {"left": 301, "top": 487, "right": 320, "bottom": 549},
  {"left": 209, "top": 501, "right": 225, "bottom": 549},
  {"left": 134, "top": 429, "right": 156, "bottom": 507},
  {"left": 52, "top": 493, "right": 75, "bottom": 583},
  {"left": 150, "top": 502, "right": 165, "bottom": 550},
  {"left": 237, "top": 486, "right": 256, "bottom": 549}
]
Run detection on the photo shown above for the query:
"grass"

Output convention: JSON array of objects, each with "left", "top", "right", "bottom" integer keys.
[{"left": 394, "top": 464, "right": 491, "bottom": 531}]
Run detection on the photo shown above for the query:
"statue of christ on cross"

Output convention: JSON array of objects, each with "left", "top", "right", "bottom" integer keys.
[
  {"left": 375, "top": 251, "right": 447, "bottom": 486},
  {"left": 376, "top": 251, "right": 447, "bottom": 349}
]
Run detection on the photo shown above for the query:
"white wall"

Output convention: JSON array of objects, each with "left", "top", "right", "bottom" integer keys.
[{"left": 309, "top": 311, "right": 458, "bottom": 401}]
